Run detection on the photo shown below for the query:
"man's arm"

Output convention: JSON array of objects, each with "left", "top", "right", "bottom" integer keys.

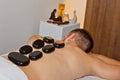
[
  {"left": 92, "top": 57, "right": 120, "bottom": 80},
  {"left": 90, "top": 53, "right": 120, "bottom": 66}
]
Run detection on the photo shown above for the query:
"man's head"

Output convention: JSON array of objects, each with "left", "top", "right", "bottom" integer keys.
[{"left": 64, "top": 28, "right": 94, "bottom": 53}]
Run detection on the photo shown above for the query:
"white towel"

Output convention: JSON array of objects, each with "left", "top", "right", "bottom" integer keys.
[
  {"left": 77, "top": 76, "right": 105, "bottom": 80},
  {"left": 0, "top": 56, "right": 28, "bottom": 80}
]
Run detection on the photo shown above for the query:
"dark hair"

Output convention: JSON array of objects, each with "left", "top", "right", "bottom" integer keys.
[{"left": 69, "top": 28, "right": 94, "bottom": 53}]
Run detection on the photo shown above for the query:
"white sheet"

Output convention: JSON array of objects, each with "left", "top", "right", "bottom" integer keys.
[
  {"left": 77, "top": 76, "right": 105, "bottom": 80},
  {"left": 0, "top": 56, "right": 28, "bottom": 80}
]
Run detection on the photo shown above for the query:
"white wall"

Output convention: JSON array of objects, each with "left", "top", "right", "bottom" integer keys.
[
  {"left": 64, "top": 0, "right": 87, "bottom": 28},
  {"left": 0, "top": 0, "right": 63, "bottom": 54}
]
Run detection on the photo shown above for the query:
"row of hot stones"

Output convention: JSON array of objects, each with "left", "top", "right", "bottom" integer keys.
[{"left": 8, "top": 36, "right": 65, "bottom": 66}]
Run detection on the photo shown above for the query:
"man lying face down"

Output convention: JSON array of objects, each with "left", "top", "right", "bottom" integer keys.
[{"left": 1, "top": 28, "right": 120, "bottom": 80}]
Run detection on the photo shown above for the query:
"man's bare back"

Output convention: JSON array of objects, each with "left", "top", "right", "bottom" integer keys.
[{"left": 18, "top": 42, "right": 94, "bottom": 80}]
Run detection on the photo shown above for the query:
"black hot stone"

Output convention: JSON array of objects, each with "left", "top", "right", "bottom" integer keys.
[
  {"left": 29, "top": 51, "right": 43, "bottom": 60},
  {"left": 53, "top": 41, "right": 65, "bottom": 48},
  {"left": 42, "top": 45, "right": 55, "bottom": 53},
  {"left": 43, "top": 36, "right": 54, "bottom": 43},
  {"left": 8, "top": 52, "right": 30, "bottom": 66},
  {"left": 32, "top": 39, "right": 44, "bottom": 49},
  {"left": 19, "top": 45, "right": 33, "bottom": 54}
]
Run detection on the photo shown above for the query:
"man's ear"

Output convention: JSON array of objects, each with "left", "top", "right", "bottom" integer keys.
[{"left": 65, "top": 33, "right": 76, "bottom": 43}]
